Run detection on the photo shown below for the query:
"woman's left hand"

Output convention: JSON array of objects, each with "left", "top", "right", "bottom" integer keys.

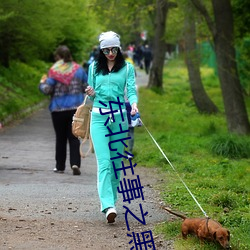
[{"left": 131, "top": 103, "right": 138, "bottom": 116}]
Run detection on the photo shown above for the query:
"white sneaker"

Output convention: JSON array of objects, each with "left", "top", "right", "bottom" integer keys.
[
  {"left": 53, "top": 168, "right": 64, "bottom": 173},
  {"left": 105, "top": 207, "right": 117, "bottom": 223}
]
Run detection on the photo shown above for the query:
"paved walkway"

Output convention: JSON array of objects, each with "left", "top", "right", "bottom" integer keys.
[
  {"left": 0, "top": 70, "right": 171, "bottom": 249},
  {"left": 135, "top": 68, "right": 149, "bottom": 88}
]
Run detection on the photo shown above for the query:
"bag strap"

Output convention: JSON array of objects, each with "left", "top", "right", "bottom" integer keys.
[
  {"left": 79, "top": 114, "right": 94, "bottom": 158},
  {"left": 126, "top": 62, "right": 129, "bottom": 89},
  {"left": 83, "top": 94, "right": 88, "bottom": 105},
  {"left": 124, "top": 62, "right": 129, "bottom": 101},
  {"left": 92, "top": 61, "right": 95, "bottom": 79},
  {"left": 79, "top": 137, "right": 94, "bottom": 158},
  {"left": 92, "top": 61, "right": 95, "bottom": 89},
  {"left": 79, "top": 98, "right": 93, "bottom": 158},
  {"left": 126, "top": 62, "right": 129, "bottom": 81}
]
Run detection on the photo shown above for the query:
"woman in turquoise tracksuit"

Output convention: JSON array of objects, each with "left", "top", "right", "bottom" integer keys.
[{"left": 86, "top": 31, "right": 138, "bottom": 223}]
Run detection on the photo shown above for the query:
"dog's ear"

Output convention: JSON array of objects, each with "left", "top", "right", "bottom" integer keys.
[
  {"left": 213, "top": 231, "right": 217, "bottom": 240},
  {"left": 227, "top": 230, "right": 230, "bottom": 240}
]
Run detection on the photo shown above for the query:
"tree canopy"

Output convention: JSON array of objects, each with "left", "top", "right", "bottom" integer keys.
[
  {"left": 0, "top": 0, "right": 99, "bottom": 66},
  {"left": 0, "top": 0, "right": 249, "bottom": 134}
]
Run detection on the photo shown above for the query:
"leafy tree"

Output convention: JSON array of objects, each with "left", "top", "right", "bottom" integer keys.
[
  {"left": 232, "top": 0, "right": 250, "bottom": 95},
  {"left": 148, "top": 0, "right": 177, "bottom": 89},
  {"left": 232, "top": 0, "right": 250, "bottom": 39},
  {"left": 53, "top": 1, "right": 99, "bottom": 62},
  {"left": 183, "top": 1, "right": 218, "bottom": 114},
  {"left": 164, "top": 1, "right": 184, "bottom": 44},
  {"left": 0, "top": 0, "right": 58, "bottom": 66},
  {"left": 190, "top": 0, "right": 250, "bottom": 134},
  {"left": 91, "top": 0, "right": 155, "bottom": 47},
  {"left": 0, "top": 0, "right": 99, "bottom": 67}
]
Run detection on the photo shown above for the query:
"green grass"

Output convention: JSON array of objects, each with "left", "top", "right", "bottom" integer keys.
[
  {"left": 134, "top": 59, "right": 250, "bottom": 250},
  {"left": 0, "top": 60, "right": 50, "bottom": 123}
]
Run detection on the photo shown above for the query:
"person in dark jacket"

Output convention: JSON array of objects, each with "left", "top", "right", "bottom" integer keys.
[{"left": 143, "top": 44, "right": 152, "bottom": 74}]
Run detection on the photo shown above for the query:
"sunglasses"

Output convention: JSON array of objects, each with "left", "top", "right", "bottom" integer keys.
[{"left": 102, "top": 47, "right": 119, "bottom": 55}]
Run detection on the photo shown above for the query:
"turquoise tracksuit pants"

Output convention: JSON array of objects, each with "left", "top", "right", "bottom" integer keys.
[{"left": 90, "top": 109, "right": 128, "bottom": 212}]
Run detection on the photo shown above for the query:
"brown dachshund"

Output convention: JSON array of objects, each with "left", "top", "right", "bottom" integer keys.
[{"left": 162, "top": 207, "right": 231, "bottom": 249}]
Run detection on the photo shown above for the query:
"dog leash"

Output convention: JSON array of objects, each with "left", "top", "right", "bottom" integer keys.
[{"left": 139, "top": 118, "right": 209, "bottom": 218}]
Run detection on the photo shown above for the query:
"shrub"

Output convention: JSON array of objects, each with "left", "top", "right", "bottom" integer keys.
[
  {"left": 210, "top": 135, "right": 250, "bottom": 158},
  {"left": 210, "top": 191, "right": 237, "bottom": 209}
]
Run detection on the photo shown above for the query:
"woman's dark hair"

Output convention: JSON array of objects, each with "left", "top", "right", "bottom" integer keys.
[
  {"left": 54, "top": 45, "right": 73, "bottom": 63},
  {"left": 95, "top": 48, "right": 126, "bottom": 75}
]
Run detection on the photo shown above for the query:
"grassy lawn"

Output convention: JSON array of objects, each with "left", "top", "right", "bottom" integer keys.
[
  {"left": 134, "top": 58, "right": 250, "bottom": 250},
  {"left": 0, "top": 60, "right": 49, "bottom": 123}
]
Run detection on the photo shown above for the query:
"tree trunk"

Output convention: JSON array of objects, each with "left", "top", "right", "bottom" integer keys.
[
  {"left": 212, "top": 0, "right": 250, "bottom": 134},
  {"left": 147, "top": 0, "right": 169, "bottom": 90},
  {"left": 191, "top": 0, "right": 250, "bottom": 134},
  {"left": 184, "top": 4, "right": 218, "bottom": 114}
]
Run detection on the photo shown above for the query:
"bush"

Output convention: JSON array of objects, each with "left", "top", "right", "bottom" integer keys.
[
  {"left": 210, "top": 135, "right": 250, "bottom": 159},
  {"left": 210, "top": 191, "right": 237, "bottom": 209},
  {"left": 0, "top": 60, "right": 49, "bottom": 123}
]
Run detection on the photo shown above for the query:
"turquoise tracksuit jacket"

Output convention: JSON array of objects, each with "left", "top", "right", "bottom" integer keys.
[{"left": 87, "top": 62, "right": 138, "bottom": 108}]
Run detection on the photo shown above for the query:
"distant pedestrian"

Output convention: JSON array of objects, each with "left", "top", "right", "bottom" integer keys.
[
  {"left": 39, "top": 45, "right": 88, "bottom": 175},
  {"left": 134, "top": 45, "right": 144, "bottom": 69},
  {"left": 143, "top": 44, "right": 152, "bottom": 74},
  {"left": 87, "top": 46, "right": 99, "bottom": 70}
]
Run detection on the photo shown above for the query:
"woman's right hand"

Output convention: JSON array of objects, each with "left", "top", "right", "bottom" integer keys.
[
  {"left": 40, "top": 74, "right": 47, "bottom": 83},
  {"left": 131, "top": 103, "right": 138, "bottom": 116},
  {"left": 85, "top": 86, "right": 95, "bottom": 97}
]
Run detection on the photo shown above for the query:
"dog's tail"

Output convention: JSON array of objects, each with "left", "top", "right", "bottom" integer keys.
[{"left": 162, "top": 206, "right": 187, "bottom": 220}]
